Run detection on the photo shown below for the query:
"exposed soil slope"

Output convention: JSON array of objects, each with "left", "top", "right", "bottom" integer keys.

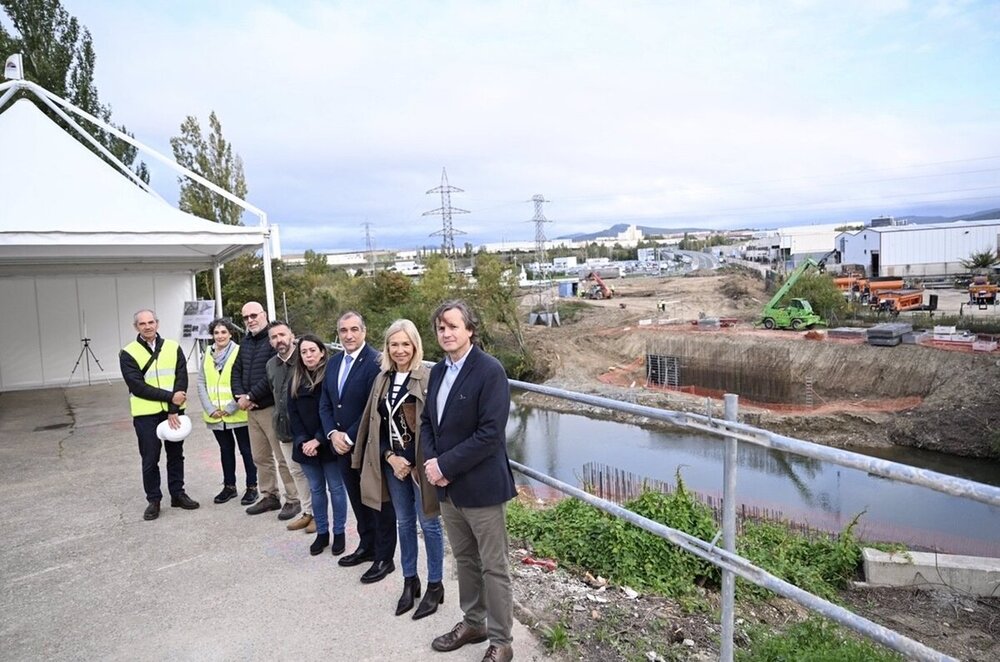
[{"left": 523, "top": 273, "right": 1000, "bottom": 457}]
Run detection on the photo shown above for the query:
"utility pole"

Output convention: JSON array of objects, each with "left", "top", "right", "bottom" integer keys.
[
  {"left": 363, "top": 220, "right": 376, "bottom": 275},
  {"left": 529, "top": 193, "right": 551, "bottom": 271},
  {"left": 526, "top": 194, "right": 559, "bottom": 327},
  {"left": 423, "top": 167, "right": 468, "bottom": 256}
]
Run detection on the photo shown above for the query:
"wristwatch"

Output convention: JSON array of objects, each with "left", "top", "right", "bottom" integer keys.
[{"left": 384, "top": 450, "right": 395, "bottom": 461}]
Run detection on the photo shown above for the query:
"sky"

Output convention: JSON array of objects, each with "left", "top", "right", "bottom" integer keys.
[{"left": 16, "top": 1, "right": 1000, "bottom": 253}]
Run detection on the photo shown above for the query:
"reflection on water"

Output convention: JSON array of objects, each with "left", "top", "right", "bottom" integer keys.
[{"left": 506, "top": 402, "right": 1000, "bottom": 556}]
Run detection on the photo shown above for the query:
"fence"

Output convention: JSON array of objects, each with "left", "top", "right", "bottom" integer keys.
[{"left": 508, "top": 379, "right": 1000, "bottom": 662}]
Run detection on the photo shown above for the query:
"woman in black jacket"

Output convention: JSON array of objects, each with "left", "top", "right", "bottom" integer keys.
[{"left": 288, "top": 335, "right": 348, "bottom": 556}]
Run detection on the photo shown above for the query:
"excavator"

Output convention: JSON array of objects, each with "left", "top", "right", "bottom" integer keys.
[
  {"left": 757, "top": 258, "right": 826, "bottom": 330},
  {"left": 582, "top": 271, "right": 613, "bottom": 299}
]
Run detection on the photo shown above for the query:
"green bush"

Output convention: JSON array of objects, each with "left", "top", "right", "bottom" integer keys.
[
  {"left": 738, "top": 616, "right": 902, "bottom": 661},
  {"left": 508, "top": 478, "right": 719, "bottom": 597}
]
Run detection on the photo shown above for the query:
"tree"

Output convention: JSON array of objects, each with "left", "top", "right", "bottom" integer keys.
[
  {"left": 170, "top": 111, "right": 248, "bottom": 225},
  {"left": 961, "top": 248, "right": 1000, "bottom": 272},
  {"left": 1, "top": 0, "right": 148, "bottom": 182}
]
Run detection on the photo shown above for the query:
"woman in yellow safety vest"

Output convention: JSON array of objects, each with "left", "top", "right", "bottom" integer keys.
[{"left": 197, "top": 318, "right": 259, "bottom": 505}]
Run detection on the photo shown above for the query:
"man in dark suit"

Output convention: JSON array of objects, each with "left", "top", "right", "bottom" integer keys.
[
  {"left": 422, "top": 300, "right": 516, "bottom": 662},
  {"left": 319, "top": 311, "right": 397, "bottom": 583}
]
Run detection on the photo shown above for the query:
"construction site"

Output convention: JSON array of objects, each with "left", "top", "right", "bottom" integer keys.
[{"left": 522, "top": 267, "right": 1000, "bottom": 459}]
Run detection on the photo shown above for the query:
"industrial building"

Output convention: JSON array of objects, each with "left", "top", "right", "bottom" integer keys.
[{"left": 835, "top": 219, "right": 1000, "bottom": 277}]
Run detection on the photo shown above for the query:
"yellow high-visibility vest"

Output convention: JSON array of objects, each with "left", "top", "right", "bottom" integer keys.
[
  {"left": 123, "top": 339, "right": 183, "bottom": 417},
  {"left": 202, "top": 345, "right": 248, "bottom": 424}
]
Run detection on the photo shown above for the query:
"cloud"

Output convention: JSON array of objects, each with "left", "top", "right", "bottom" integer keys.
[{"left": 48, "top": 0, "right": 1000, "bottom": 250}]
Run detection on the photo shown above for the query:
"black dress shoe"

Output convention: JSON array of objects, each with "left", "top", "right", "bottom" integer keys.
[
  {"left": 214, "top": 486, "right": 238, "bottom": 504},
  {"left": 338, "top": 546, "right": 374, "bottom": 567},
  {"left": 331, "top": 533, "right": 346, "bottom": 556},
  {"left": 412, "top": 581, "right": 445, "bottom": 620},
  {"left": 396, "top": 576, "right": 421, "bottom": 616},
  {"left": 360, "top": 559, "right": 395, "bottom": 584},
  {"left": 170, "top": 492, "right": 200, "bottom": 509},
  {"left": 240, "top": 487, "right": 259, "bottom": 506},
  {"left": 143, "top": 501, "right": 160, "bottom": 521},
  {"left": 309, "top": 533, "right": 329, "bottom": 556}
]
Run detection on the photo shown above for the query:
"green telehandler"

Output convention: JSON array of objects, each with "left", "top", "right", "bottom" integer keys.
[{"left": 757, "top": 258, "right": 826, "bottom": 330}]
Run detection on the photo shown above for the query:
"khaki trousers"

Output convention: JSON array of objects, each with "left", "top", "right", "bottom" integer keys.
[
  {"left": 440, "top": 499, "right": 513, "bottom": 646},
  {"left": 247, "top": 408, "right": 298, "bottom": 503},
  {"left": 277, "top": 437, "right": 312, "bottom": 516}
]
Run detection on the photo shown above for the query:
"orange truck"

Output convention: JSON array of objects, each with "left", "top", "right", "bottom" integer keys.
[
  {"left": 834, "top": 274, "right": 905, "bottom": 303},
  {"left": 871, "top": 289, "right": 933, "bottom": 314},
  {"left": 968, "top": 275, "right": 998, "bottom": 306}
]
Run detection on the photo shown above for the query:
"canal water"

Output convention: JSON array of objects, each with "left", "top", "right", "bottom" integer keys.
[{"left": 506, "top": 402, "right": 1000, "bottom": 557}]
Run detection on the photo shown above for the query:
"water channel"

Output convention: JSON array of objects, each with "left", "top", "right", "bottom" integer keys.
[{"left": 506, "top": 400, "right": 1000, "bottom": 557}]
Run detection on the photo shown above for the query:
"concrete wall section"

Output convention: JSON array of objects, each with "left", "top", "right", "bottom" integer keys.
[{"left": 863, "top": 548, "right": 1000, "bottom": 597}]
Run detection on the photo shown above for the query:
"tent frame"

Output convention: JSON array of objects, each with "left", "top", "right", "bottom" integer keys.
[{"left": 0, "top": 77, "right": 276, "bottom": 318}]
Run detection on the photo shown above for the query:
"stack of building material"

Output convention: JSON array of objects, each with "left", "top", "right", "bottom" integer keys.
[
  {"left": 828, "top": 327, "right": 868, "bottom": 342},
  {"left": 867, "top": 323, "right": 913, "bottom": 347},
  {"left": 972, "top": 339, "right": 998, "bottom": 352},
  {"left": 901, "top": 330, "right": 929, "bottom": 344}
]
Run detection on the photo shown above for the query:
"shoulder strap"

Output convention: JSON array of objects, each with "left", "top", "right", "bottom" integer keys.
[{"left": 140, "top": 343, "right": 163, "bottom": 376}]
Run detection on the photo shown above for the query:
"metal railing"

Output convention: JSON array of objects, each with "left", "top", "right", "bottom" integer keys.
[{"left": 508, "top": 379, "right": 1000, "bottom": 661}]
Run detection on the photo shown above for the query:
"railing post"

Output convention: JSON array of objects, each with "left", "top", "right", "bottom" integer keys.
[{"left": 721, "top": 393, "right": 739, "bottom": 662}]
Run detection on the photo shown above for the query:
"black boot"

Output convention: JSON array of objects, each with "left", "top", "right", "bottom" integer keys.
[
  {"left": 412, "top": 581, "right": 444, "bottom": 620},
  {"left": 310, "top": 533, "right": 329, "bottom": 556},
  {"left": 395, "top": 576, "right": 421, "bottom": 616}
]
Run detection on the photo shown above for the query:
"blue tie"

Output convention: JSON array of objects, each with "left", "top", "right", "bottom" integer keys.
[
  {"left": 339, "top": 354, "right": 353, "bottom": 396},
  {"left": 436, "top": 362, "right": 460, "bottom": 424}
]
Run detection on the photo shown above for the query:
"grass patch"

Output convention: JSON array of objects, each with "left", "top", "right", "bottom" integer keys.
[
  {"left": 552, "top": 299, "right": 591, "bottom": 323},
  {"left": 738, "top": 616, "right": 903, "bottom": 661},
  {"left": 508, "top": 476, "right": 865, "bottom": 601}
]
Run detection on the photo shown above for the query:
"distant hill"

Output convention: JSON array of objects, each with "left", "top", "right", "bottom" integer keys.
[
  {"left": 553, "top": 209, "right": 1000, "bottom": 241},
  {"left": 900, "top": 208, "right": 1000, "bottom": 224},
  {"left": 555, "top": 223, "right": 712, "bottom": 241}
]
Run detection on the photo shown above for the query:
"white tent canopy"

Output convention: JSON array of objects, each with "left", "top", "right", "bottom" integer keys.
[
  {"left": 0, "top": 98, "right": 267, "bottom": 275},
  {"left": 0, "top": 80, "right": 275, "bottom": 390}
]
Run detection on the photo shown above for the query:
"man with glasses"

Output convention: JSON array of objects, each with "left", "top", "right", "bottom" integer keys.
[{"left": 233, "top": 301, "right": 301, "bottom": 521}]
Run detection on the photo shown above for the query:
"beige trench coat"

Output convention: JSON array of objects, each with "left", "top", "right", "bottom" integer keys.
[{"left": 352, "top": 364, "right": 439, "bottom": 517}]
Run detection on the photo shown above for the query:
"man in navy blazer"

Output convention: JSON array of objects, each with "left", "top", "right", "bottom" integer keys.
[
  {"left": 319, "top": 311, "right": 397, "bottom": 583},
  {"left": 422, "top": 300, "right": 516, "bottom": 662}
]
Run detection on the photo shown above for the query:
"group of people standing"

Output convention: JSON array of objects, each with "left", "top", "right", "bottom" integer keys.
[{"left": 119, "top": 300, "right": 517, "bottom": 662}]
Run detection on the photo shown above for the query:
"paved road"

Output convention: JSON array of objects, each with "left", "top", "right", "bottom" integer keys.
[{"left": 0, "top": 384, "right": 545, "bottom": 662}]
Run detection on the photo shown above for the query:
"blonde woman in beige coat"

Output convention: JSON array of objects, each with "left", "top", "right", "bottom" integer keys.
[{"left": 354, "top": 319, "right": 444, "bottom": 619}]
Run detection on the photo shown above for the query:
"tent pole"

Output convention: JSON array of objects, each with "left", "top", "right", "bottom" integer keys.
[
  {"left": 213, "top": 263, "right": 223, "bottom": 317},
  {"left": 27, "top": 85, "right": 163, "bottom": 199},
  {"left": 27, "top": 81, "right": 266, "bottom": 218},
  {"left": 0, "top": 85, "right": 19, "bottom": 112},
  {"left": 260, "top": 214, "right": 276, "bottom": 320}
]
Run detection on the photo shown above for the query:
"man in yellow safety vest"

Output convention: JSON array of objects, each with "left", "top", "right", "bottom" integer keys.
[{"left": 119, "top": 309, "right": 200, "bottom": 521}]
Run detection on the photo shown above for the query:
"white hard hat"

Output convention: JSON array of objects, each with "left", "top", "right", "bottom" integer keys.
[{"left": 156, "top": 415, "right": 192, "bottom": 442}]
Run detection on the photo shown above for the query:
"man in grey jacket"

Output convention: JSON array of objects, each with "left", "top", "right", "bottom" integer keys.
[{"left": 266, "top": 320, "right": 314, "bottom": 533}]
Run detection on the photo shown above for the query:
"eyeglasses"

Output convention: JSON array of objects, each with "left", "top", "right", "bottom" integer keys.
[{"left": 242, "top": 313, "right": 260, "bottom": 321}]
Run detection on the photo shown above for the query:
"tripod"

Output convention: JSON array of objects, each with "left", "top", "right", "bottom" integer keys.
[{"left": 68, "top": 336, "right": 110, "bottom": 386}]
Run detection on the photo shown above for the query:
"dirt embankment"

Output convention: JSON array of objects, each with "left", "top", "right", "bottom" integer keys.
[{"left": 523, "top": 273, "right": 1000, "bottom": 458}]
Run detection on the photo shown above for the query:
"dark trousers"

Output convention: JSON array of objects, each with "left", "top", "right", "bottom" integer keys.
[
  {"left": 133, "top": 413, "right": 184, "bottom": 502},
  {"left": 212, "top": 427, "right": 257, "bottom": 488},
  {"left": 336, "top": 452, "right": 397, "bottom": 561}
]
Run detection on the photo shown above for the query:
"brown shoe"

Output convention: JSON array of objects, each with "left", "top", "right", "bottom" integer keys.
[
  {"left": 481, "top": 644, "right": 513, "bottom": 662},
  {"left": 287, "top": 513, "right": 313, "bottom": 531},
  {"left": 305, "top": 518, "right": 316, "bottom": 534},
  {"left": 431, "top": 621, "right": 488, "bottom": 652}
]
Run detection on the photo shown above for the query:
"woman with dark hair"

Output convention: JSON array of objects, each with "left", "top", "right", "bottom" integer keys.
[
  {"left": 355, "top": 319, "right": 444, "bottom": 618},
  {"left": 288, "top": 334, "right": 348, "bottom": 556},
  {"left": 197, "top": 317, "right": 258, "bottom": 505}
]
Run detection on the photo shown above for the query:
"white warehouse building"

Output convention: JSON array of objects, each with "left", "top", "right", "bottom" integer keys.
[{"left": 836, "top": 219, "right": 1000, "bottom": 277}]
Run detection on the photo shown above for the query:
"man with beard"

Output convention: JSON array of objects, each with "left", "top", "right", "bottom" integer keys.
[
  {"left": 233, "top": 302, "right": 301, "bottom": 521},
  {"left": 266, "top": 321, "right": 315, "bottom": 533}
]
